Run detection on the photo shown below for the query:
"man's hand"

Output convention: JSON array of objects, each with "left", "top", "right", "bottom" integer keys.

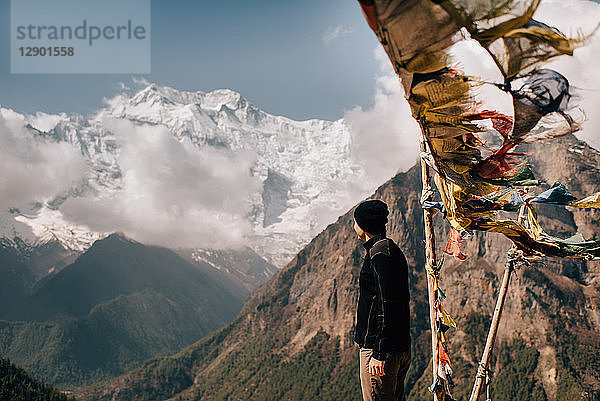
[{"left": 368, "top": 357, "right": 385, "bottom": 376}]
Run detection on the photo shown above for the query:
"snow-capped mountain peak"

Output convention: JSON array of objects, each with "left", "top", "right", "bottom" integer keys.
[
  {"left": 2, "top": 83, "right": 366, "bottom": 267},
  {"left": 201, "top": 89, "right": 244, "bottom": 111}
]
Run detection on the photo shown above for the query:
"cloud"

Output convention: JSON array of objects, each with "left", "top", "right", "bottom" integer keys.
[
  {"left": 447, "top": 36, "right": 514, "bottom": 115},
  {"left": 533, "top": 0, "right": 600, "bottom": 149},
  {"left": 131, "top": 76, "right": 150, "bottom": 86},
  {"left": 323, "top": 25, "right": 352, "bottom": 45},
  {"left": 342, "top": 40, "right": 509, "bottom": 197},
  {"left": 343, "top": 47, "right": 421, "bottom": 196},
  {"left": 60, "top": 118, "right": 262, "bottom": 249},
  {"left": 0, "top": 109, "right": 86, "bottom": 210},
  {"left": 342, "top": 42, "right": 506, "bottom": 202}
]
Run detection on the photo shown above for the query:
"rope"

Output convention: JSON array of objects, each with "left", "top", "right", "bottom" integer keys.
[
  {"left": 421, "top": 186, "right": 435, "bottom": 205},
  {"left": 485, "top": 369, "right": 492, "bottom": 401},
  {"left": 475, "top": 362, "right": 493, "bottom": 401},
  {"left": 425, "top": 256, "right": 444, "bottom": 278}
]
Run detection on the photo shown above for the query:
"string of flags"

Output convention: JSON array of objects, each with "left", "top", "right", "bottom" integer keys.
[
  {"left": 442, "top": 184, "right": 600, "bottom": 262},
  {"left": 425, "top": 256, "right": 457, "bottom": 399}
]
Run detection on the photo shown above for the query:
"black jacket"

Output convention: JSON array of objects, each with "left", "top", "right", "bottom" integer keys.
[{"left": 354, "top": 233, "right": 411, "bottom": 360}]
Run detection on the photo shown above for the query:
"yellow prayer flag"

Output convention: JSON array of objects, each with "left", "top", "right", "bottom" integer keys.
[
  {"left": 569, "top": 192, "right": 600, "bottom": 209},
  {"left": 439, "top": 303, "right": 457, "bottom": 328}
]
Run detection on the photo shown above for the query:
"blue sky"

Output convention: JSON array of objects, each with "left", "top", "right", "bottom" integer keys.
[{"left": 0, "top": 0, "right": 381, "bottom": 121}]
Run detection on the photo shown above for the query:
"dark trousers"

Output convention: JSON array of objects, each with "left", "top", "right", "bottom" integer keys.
[{"left": 359, "top": 347, "right": 411, "bottom": 401}]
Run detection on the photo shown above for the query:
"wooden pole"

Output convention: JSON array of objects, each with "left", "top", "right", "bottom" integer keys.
[
  {"left": 468, "top": 259, "right": 514, "bottom": 401},
  {"left": 468, "top": 206, "right": 525, "bottom": 401},
  {"left": 419, "top": 135, "right": 443, "bottom": 401}
]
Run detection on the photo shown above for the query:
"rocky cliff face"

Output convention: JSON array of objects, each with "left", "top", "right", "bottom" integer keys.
[{"left": 82, "top": 134, "right": 599, "bottom": 401}]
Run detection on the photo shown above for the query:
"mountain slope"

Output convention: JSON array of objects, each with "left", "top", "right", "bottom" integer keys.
[
  {"left": 0, "top": 357, "right": 74, "bottom": 401},
  {"left": 0, "top": 234, "right": 245, "bottom": 387},
  {"left": 0, "top": 240, "right": 34, "bottom": 311},
  {"left": 0, "top": 237, "right": 81, "bottom": 313},
  {"left": 177, "top": 247, "right": 277, "bottom": 299},
  {"left": 81, "top": 134, "right": 600, "bottom": 401},
  {"left": 9, "top": 234, "right": 241, "bottom": 322}
]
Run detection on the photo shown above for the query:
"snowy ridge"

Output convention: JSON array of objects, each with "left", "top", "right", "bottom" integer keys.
[{"left": 14, "top": 208, "right": 105, "bottom": 252}]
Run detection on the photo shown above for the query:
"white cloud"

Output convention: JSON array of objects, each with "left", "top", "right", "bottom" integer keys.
[
  {"left": 323, "top": 25, "right": 352, "bottom": 45},
  {"left": 60, "top": 118, "right": 262, "bottom": 249},
  {"left": 343, "top": 47, "right": 421, "bottom": 195},
  {"left": 0, "top": 109, "right": 86, "bottom": 210},
  {"left": 533, "top": 0, "right": 600, "bottom": 149},
  {"left": 343, "top": 42, "right": 510, "bottom": 199},
  {"left": 131, "top": 76, "right": 150, "bottom": 86},
  {"left": 448, "top": 36, "right": 514, "bottom": 115}
]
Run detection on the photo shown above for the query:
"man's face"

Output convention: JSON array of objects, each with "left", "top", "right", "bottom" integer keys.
[{"left": 353, "top": 218, "right": 367, "bottom": 241}]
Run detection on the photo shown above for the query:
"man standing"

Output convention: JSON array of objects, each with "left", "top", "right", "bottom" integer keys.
[{"left": 353, "top": 199, "right": 411, "bottom": 401}]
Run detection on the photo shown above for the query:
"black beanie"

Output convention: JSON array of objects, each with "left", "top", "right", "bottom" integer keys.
[{"left": 353, "top": 199, "right": 389, "bottom": 235}]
